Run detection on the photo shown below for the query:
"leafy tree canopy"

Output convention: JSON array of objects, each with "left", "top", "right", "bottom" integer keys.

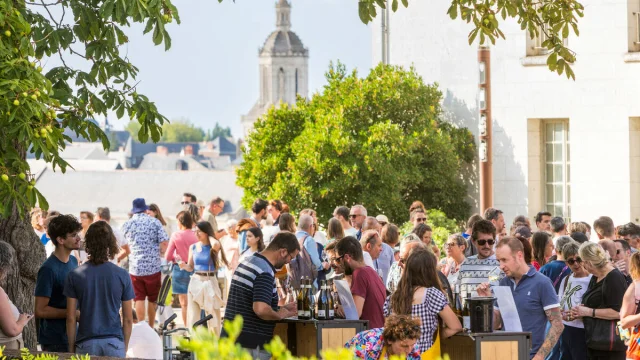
[
  {"left": 206, "top": 122, "right": 232, "bottom": 141},
  {"left": 237, "top": 63, "right": 475, "bottom": 224},
  {"left": 360, "top": 0, "right": 582, "bottom": 79}
]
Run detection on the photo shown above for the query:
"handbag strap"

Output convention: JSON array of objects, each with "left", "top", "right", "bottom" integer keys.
[{"left": 553, "top": 265, "right": 570, "bottom": 287}]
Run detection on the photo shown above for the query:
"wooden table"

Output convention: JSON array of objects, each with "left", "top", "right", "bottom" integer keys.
[
  {"left": 274, "top": 318, "right": 368, "bottom": 358},
  {"left": 441, "top": 331, "right": 531, "bottom": 360}
]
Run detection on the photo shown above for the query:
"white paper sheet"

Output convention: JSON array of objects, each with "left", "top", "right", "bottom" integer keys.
[
  {"left": 493, "top": 286, "right": 523, "bottom": 332},
  {"left": 334, "top": 279, "right": 358, "bottom": 320}
]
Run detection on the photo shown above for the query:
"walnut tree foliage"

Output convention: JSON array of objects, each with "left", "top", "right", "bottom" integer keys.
[
  {"left": 359, "top": 0, "right": 582, "bottom": 79},
  {"left": 0, "top": 0, "right": 183, "bottom": 217},
  {"left": 237, "top": 63, "right": 476, "bottom": 224}
]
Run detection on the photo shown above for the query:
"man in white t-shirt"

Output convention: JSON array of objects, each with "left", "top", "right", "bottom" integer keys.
[
  {"left": 95, "top": 207, "right": 130, "bottom": 265},
  {"left": 333, "top": 206, "right": 358, "bottom": 237},
  {"left": 125, "top": 309, "right": 162, "bottom": 360}
]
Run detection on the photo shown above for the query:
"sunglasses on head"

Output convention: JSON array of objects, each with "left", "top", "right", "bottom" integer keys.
[
  {"left": 476, "top": 239, "right": 495, "bottom": 246},
  {"left": 567, "top": 257, "right": 582, "bottom": 265}
]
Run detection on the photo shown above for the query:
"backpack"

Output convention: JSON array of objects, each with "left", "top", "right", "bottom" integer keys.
[{"left": 287, "top": 235, "right": 318, "bottom": 289}]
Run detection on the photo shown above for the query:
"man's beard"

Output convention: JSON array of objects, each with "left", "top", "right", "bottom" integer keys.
[{"left": 344, "top": 262, "right": 353, "bottom": 276}]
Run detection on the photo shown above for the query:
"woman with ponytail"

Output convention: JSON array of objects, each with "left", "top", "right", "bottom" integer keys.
[{"left": 180, "top": 221, "right": 228, "bottom": 334}]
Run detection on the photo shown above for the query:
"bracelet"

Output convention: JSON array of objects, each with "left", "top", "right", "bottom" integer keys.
[{"left": 592, "top": 308, "right": 596, "bottom": 318}]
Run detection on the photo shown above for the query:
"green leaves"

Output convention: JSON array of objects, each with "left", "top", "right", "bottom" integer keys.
[
  {"left": 358, "top": 0, "right": 409, "bottom": 24},
  {"left": 0, "top": 0, "right": 179, "bottom": 216},
  {"left": 237, "top": 63, "right": 474, "bottom": 224},
  {"left": 365, "top": 0, "right": 582, "bottom": 79}
]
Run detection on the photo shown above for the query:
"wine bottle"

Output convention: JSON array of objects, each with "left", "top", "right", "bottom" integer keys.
[
  {"left": 453, "top": 284, "right": 463, "bottom": 321},
  {"left": 462, "top": 292, "right": 471, "bottom": 330},
  {"left": 317, "top": 280, "right": 328, "bottom": 320},
  {"left": 297, "top": 277, "right": 306, "bottom": 319},
  {"left": 306, "top": 278, "right": 315, "bottom": 319},
  {"left": 327, "top": 280, "right": 335, "bottom": 320}
]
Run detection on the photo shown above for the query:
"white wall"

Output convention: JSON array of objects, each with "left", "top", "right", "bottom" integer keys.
[{"left": 373, "top": 0, "right": 640, "bottom": 225}]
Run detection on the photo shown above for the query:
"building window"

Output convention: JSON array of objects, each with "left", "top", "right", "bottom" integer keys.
[
  {"left": 628, "top": 0, "right": 640, "bottom": 52},
  {"left": 526, "top": 24, "right": 568, "bottom": 57},
  {"left": 544, "top": 121, "right": 571, "bottom": 220}
]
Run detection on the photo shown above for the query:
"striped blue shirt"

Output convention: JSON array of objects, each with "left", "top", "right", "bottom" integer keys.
[{"left": 221, "top": 253, "right": 278, "bottom": 350}]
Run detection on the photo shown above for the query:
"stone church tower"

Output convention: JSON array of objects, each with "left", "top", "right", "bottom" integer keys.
[{"left": 241, "top": 0, "right": 309, "bottom": 138}]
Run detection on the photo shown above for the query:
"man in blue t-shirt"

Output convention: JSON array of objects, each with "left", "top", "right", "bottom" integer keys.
[
  {"left": 477, "top": 237, "right": 564, "bottom": 360},
  {"left": 64, "top": 221, "right": 135, "bottom": 356},
  {"left": 34, "top": 214, "right": 82, "bottom": 352}
]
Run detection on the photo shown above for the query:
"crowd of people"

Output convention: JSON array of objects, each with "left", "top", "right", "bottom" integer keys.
[{"left": 4, "top": 196, "right": 640, "bottom": 360}]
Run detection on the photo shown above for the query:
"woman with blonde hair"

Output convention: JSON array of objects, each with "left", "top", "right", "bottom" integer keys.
[
  {"left": 570, "top": 242, "right": 628, "bottom": 360},
  {"left": 327, "top": 218, "right": 344, "bottom": 243}
]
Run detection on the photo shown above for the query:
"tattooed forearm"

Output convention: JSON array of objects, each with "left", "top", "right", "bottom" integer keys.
[{"left": 535, "top": 308, "right": 564, "bottom": 359}]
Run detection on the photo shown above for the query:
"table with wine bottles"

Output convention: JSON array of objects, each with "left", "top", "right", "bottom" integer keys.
[{"left": 274, "top": 278, "right": 369, "bottom": 357}]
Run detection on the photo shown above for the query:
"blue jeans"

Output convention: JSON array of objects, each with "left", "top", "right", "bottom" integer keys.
[
  {"left": 76, "top": 337, "right": 125, "bottom": 357},
  {"left": 560, "top": 325, "right": 587, "bottom": 360}
]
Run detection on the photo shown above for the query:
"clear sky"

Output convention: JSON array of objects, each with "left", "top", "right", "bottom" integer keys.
[{"left": 98, "top": 0, "right": 372, "bottom": 138}]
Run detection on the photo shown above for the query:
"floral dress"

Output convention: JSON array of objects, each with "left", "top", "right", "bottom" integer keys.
[{"left": 345, "top": 328, "right": 421, "bottom": 360}]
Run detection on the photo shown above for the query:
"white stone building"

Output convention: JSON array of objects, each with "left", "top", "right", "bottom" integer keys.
[
  {"left": 241, "top": 0, "right": 309, "bottom": 138},
  {"left": 372, "top": 1, "right": 640, "bottom": 226}
]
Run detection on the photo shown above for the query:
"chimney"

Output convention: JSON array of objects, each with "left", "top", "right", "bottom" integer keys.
[
  {"left": 184, "top": 145, "right": 194, "bottom": 156},
  {"left": 156, "top": 146, "right": 168, "bottom": 156}
]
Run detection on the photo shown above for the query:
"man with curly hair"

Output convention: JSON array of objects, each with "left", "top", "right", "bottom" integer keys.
[
  {"left": 34, "top": 214, "right": 82, "bottom": 353},
  {"left": 64, "top": 221, "right": 135, "bottom": 356}
]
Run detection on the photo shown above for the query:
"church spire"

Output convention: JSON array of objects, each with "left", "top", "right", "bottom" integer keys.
[{"left": 276, "top": 0, "right": 291, "bottom": 32}]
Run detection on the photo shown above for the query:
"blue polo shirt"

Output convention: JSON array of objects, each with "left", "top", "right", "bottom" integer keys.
[{"left": 498, "top": 265, "right": 559, "bottom": 359}]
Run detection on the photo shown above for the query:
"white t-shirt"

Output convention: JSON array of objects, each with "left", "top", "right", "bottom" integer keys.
[
  {"left": 126, "top": 321, "right": 163, "bottom": 360},
  {"left": 314, "top": 231, "right": 327, "bottom": 246},
  {"left": 363, "top": 251, "right": 376, "bottom": 270},
  {"left": 344, "top": 227, "right": 358, "bottom": 237},
  {"left": 558, "top": 273, "right": 593, "bottom": 328}
]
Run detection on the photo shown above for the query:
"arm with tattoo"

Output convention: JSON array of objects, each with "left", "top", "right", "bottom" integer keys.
[{"left": 533, "top": 307, "right": 564, "bottom": 360}]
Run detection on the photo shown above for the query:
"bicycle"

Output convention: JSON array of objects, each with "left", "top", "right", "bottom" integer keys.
[{"left": 161, "top": 313, "right": 213, "bottom": 360}]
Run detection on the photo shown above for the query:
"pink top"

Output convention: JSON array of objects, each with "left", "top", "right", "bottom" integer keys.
[
  {"left": 221, "top": 235, "right": 240, "bottom": 272},
  {"left": 165, "top": 230, "right": 198, "bottom": 263}
]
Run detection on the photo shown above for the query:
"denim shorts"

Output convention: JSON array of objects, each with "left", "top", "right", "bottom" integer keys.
[{"left": 172, "top": 266, "right": 193, "bottom": 294}]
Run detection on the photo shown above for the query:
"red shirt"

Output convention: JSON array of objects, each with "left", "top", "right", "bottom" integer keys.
[{"left": 351, "top": 265, "right": 386, "bottom": 328}]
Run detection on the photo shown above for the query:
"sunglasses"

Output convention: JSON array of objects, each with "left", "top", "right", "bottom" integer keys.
[
  {"left": 180, "top": 201, "right": 190, "bottom": 205},
  {"left": 567, "top": 257, "right": 582, "bottom": 265},
  {"left": 616, "top": 249, "right": 623, "bottom": 255},
  {"left": 416, "top": 218, "right": 427, "bottom": 222},
  {"left": 476, "top": 239, "right": 495, "bottom": 246},
  {"left": 380, "top": 222, "right": 388, "bottom": 227},
  {"left": 334, "top": 255, "right": 345, "bottom": 262},
  {"left": 445, "top": 242, "right": 458, "bottom": 248},
  {"left": 349, "top": 214, "right": 362, "bottom": 218}
]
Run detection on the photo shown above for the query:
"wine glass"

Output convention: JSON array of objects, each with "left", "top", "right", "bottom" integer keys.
[{"left": 488, "top": 266, "right": 501, "bottom": 287}]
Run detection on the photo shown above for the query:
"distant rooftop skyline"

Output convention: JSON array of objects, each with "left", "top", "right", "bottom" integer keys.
[{"left": 49, "top": 1, "right": 372, "bottom": 139}]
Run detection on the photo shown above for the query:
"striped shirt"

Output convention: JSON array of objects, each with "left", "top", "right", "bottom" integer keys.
[
  {"left": 221, "top": 253, "right": 278, "bottom": 350},
  {"left": 457, "top": 254, "right": 502, "bottom": 299}
]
